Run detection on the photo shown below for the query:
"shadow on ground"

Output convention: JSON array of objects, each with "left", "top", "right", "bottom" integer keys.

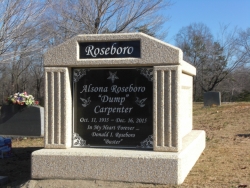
[
  {"left": 237, "top": 134, "right": 250, "bottom": 138},
  {"left": 0, "top": 147, "right": 43, "bottom": 187}
]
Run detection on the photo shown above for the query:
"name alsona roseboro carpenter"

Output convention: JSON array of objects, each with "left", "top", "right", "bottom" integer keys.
[{"left": 80, "top": 84, "right": 146, "bottom": 94}]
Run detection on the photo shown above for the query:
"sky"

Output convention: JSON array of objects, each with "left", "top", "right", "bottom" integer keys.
[{"left": 163, "top": 0, "right": 250, "bottom": 45}]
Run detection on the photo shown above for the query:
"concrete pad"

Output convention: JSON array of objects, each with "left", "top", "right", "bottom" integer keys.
[
  {"left": 31, "top": 130, "right": 205, "bottom": 185},
  {"left": 0, "top": 176, "right": 8, "bottom": 185}
]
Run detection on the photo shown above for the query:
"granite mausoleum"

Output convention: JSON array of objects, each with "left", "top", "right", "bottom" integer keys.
[{"left": 31, "top": 33, "right": 205, "bottom": 185}]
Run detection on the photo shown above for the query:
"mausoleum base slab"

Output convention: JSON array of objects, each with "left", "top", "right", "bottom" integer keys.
[{"left": 31, "top": 130, "right": 205, "bottom": 185}]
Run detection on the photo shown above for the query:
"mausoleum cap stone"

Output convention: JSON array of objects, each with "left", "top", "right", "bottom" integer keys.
[
  {"left": 44, "top": 33, "right": 184, "bottom": 67},
  {"left": 181, "top": 60, "right": 196, "bottom": 76}
]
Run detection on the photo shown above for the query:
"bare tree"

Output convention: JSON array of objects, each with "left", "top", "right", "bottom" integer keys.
[
  {"left": 29, "top": 56, "right": 44, "bottom": 102},
  {"left": 217, "top": 66, "right": 250, "bottom": 101},
  {"left": 47, "top": 0, "right": 171, "bottom": 45},
  {"left": 217, "top": 25, "right": 249, "bottom": 71},
  {"left": 175, "top": 23, "right": 214, "bottom": 100},
  {"left": 0, "top": 0, "right": 49, "bottom": 64},
  {"left": 210, "top": 26, "right": 250, "bottom": 101},
  {"left": 236, "top": 27, "right": 250, "bottom": 62},
  {"left": 0, "top": 0, "right": 50, "bottom": 104},
  {"left": 175, "top": 23, "right": 250, "bottom": 101}
]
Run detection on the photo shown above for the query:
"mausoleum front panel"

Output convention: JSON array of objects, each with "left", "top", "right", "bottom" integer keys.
[{"left": 72, "top": 67, "right": 154, "bottom": 149}]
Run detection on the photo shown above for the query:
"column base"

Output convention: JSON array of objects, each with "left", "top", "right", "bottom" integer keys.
[{"left": 31, "top": 130, "right": 205, "bottom": 185}]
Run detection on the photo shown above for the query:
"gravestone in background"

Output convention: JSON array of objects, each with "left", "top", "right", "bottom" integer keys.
[
  {"left": 0, "top": 104, "right": 22, "bottom": 123},
  {"left": 0, "top": 105, "right": 44, "bottom": 136},
  {"left": 204, "top": 91, "right": 221, "bottom": 106}
]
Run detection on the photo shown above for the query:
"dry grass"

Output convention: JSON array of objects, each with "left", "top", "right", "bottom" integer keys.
[
  {"left": 11, "top": 137, "right": 44, "bottom": 148},
  {"left": 0, "top": 102, "right": 249, "bottom": 187},
  {"left": 181, "top": 102, "right": 250, "bottom": 188}
]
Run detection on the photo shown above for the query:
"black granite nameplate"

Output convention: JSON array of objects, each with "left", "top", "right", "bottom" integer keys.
[
  {"left": 73, "top": 68, "right": 153, "bottom": 149},
  {"left": 79, "top": 41, "right": 140, "bottom": 59}
]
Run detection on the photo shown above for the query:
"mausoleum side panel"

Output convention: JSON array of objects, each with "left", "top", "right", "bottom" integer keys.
[{"left": 180, "top": 73, "right": 193, "bottom": 138}]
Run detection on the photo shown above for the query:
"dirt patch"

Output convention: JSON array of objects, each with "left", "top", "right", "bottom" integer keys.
[
  {"left": 0, "top": 102, "right": 250, "bottom": 187},
  {"left": 185, "top": 102, "right": 250, "bottom": 187}
]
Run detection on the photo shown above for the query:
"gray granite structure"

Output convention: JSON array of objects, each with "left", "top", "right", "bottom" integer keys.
[
  {"left": 0, "top": 105, "right": 44, "bottom": 136},
  {"left": 32, "top": 33, "right": 205, "bottom": 185}
]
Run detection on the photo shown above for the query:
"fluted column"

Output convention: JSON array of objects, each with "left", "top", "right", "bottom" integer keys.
[
  {"left": 44, "top": 67, "right": 72, "bottom": 148},
  {"left": 153, "top": 66, "right": 181, "bottom": 152}
]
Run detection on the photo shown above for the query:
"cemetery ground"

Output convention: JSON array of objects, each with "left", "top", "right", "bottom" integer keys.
[{"left": 0, "top": 102, "right": 249, "bottom": 188}]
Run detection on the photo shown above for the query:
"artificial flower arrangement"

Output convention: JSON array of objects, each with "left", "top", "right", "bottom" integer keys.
[{"left": 7, "top": 92, "right": 39, "bottom": 106}]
